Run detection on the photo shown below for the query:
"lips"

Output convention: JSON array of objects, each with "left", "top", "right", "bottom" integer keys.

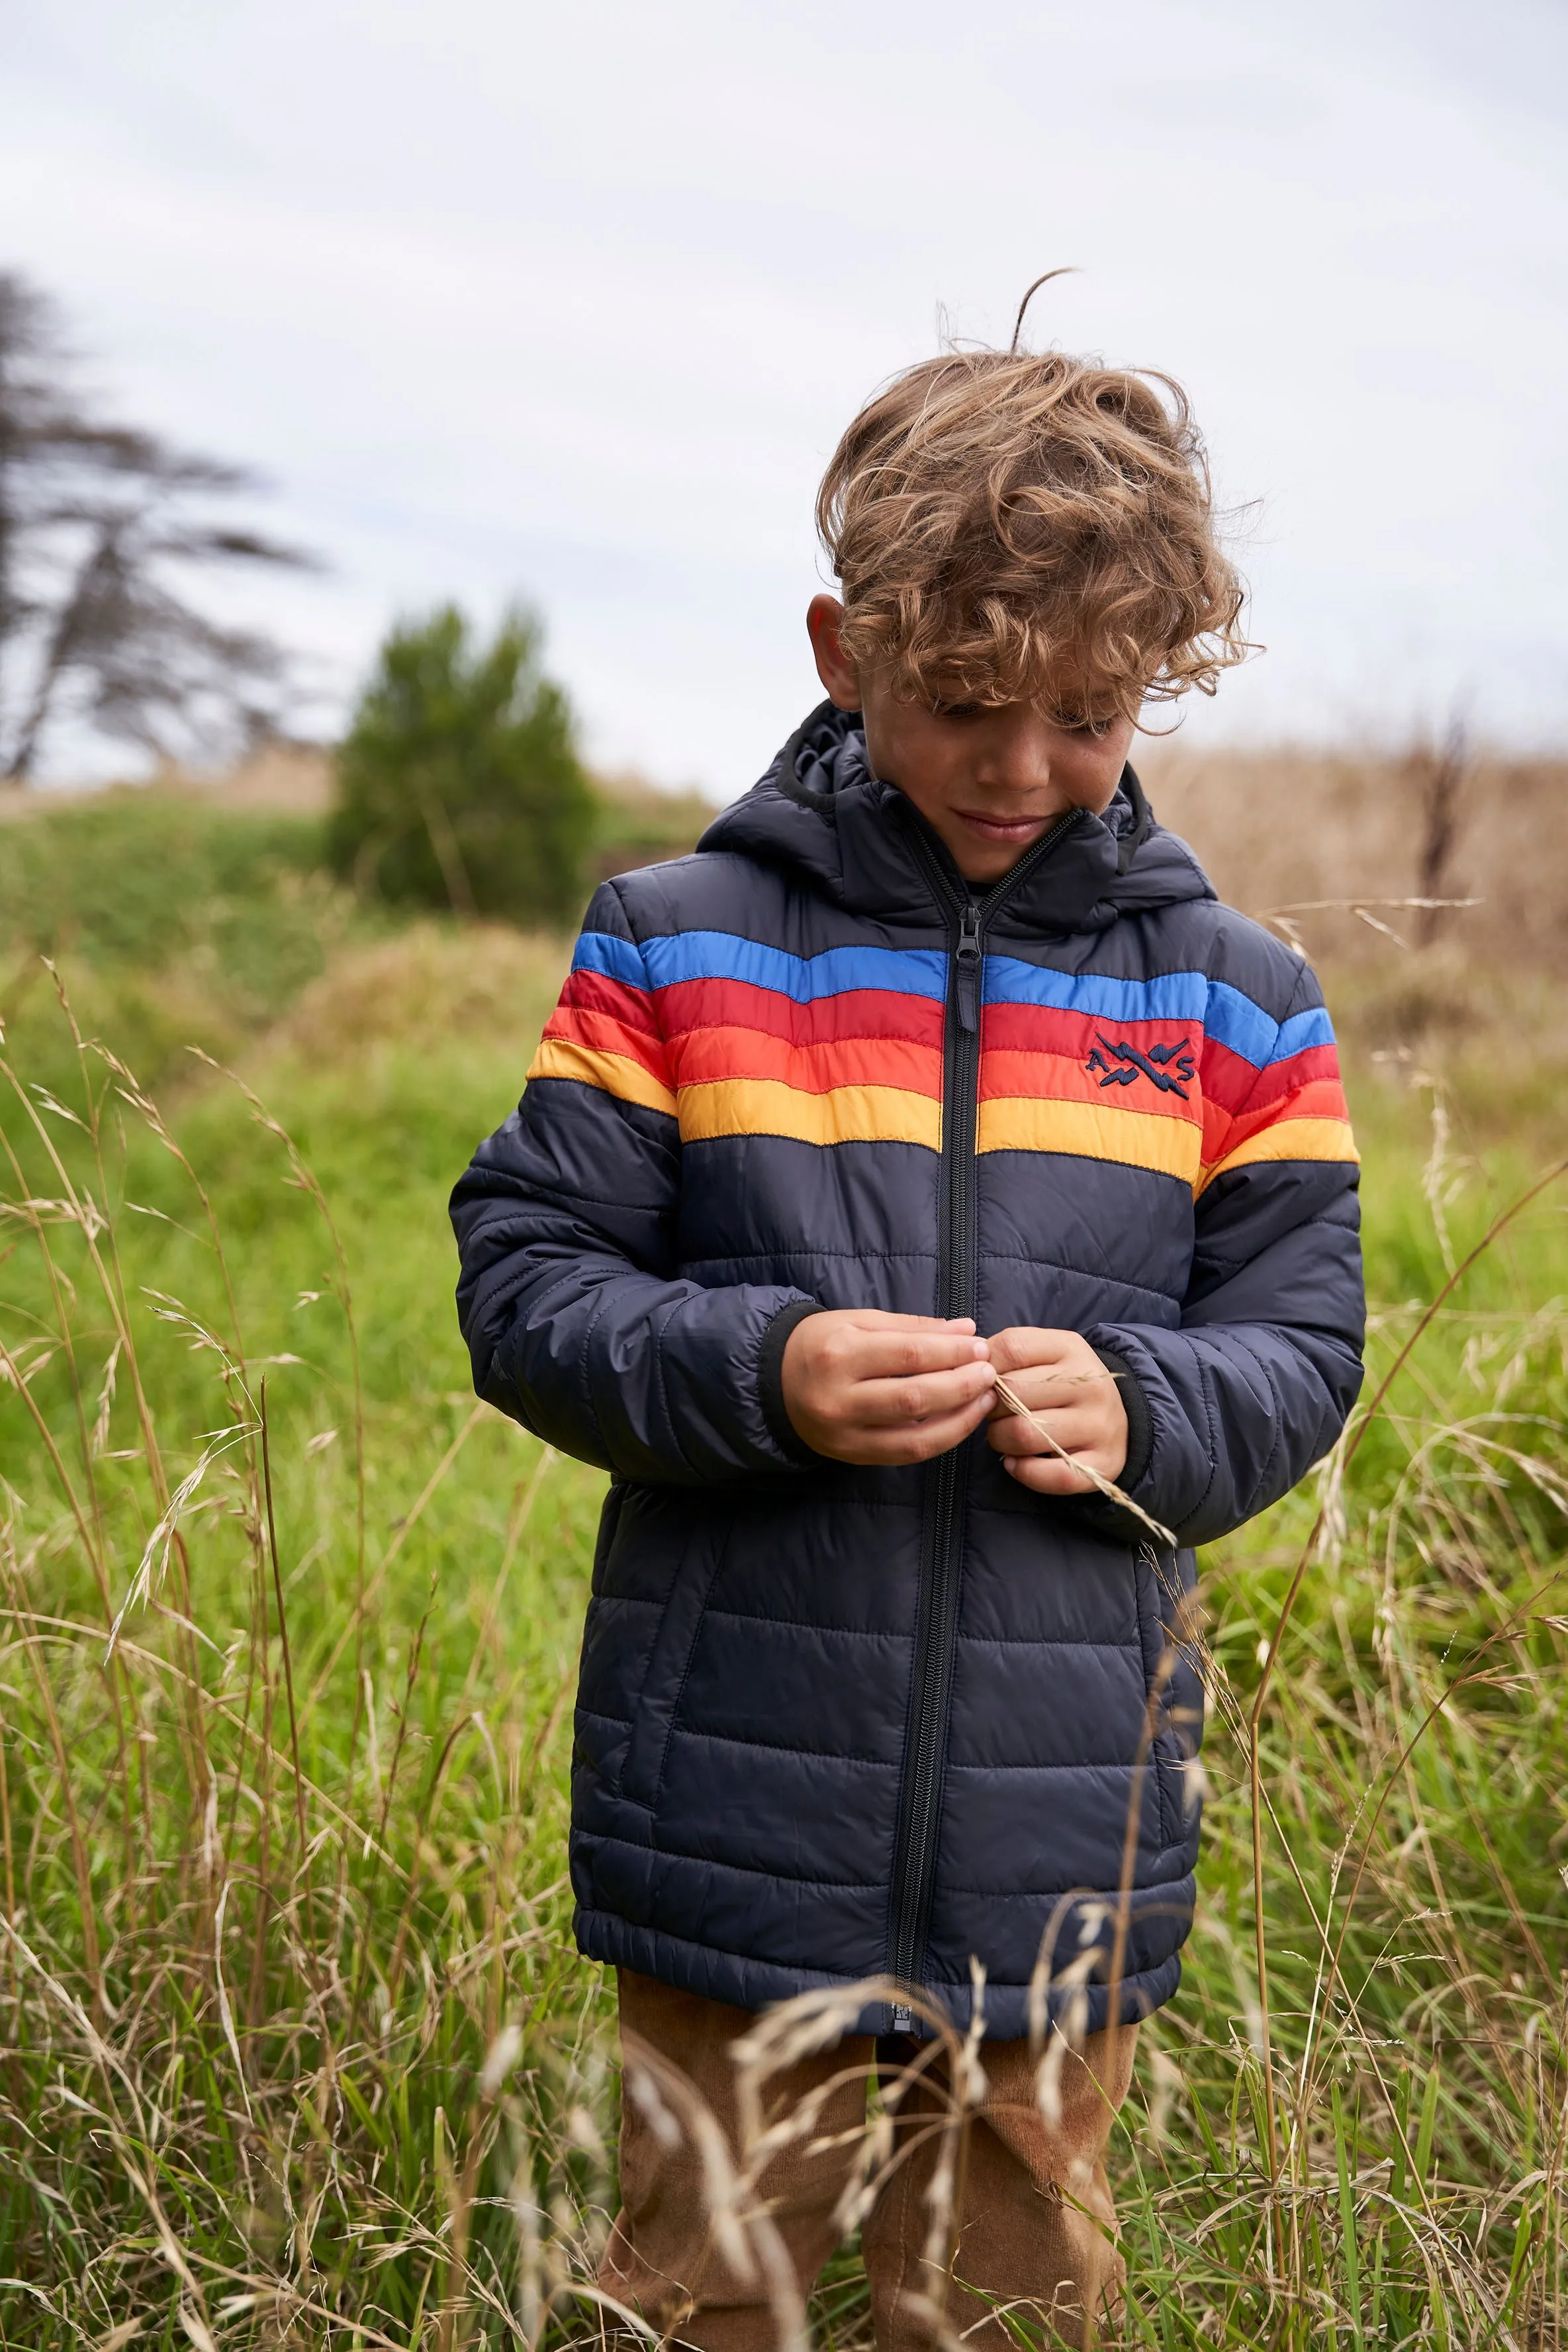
[{"left": 955, "top": 810, "right": 1051, "bottom": 842}]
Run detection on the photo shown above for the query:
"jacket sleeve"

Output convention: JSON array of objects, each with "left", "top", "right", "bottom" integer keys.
[
  {"left": 449, "top": 882, "right": 822, "bottom": 1485},
  {"left": 1085, "top": 961, "right": 1365, "bottom": 1549}
]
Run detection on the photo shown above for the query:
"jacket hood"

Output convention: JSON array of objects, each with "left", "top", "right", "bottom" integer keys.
[{"left": 699, "top": 700, "right": 1215, "bottom": 937}]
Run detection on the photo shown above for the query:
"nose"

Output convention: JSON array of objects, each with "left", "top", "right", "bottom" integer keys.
[{"left": 971, "top": 707, "right": 1055, "bottom": 794}]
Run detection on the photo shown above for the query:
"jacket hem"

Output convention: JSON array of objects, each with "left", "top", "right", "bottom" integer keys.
[{"left": 574, "top": 1902, "right": 1187, "bottom": 2038}]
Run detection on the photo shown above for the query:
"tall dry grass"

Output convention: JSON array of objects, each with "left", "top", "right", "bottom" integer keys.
[
  {"left": 1139, "top": 743, "right": 1568, "bottom": 977},
  {"left": 0, "top": 933, "right": 1565, "bottom": 2347}
]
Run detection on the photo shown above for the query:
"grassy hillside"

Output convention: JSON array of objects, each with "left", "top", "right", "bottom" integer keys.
[
  {"left": 0, "top": 788, "right": 371, "bottom": 1104},
  {"left": 0, "top": 786, "right": 1564, "bottom": 2347},
  {"left": 0, "top": 759, "right": 713, "bottom": 1100}
]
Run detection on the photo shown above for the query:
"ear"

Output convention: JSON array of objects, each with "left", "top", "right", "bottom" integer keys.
[{"left": 806, "top": 595, "right": 861, "bottom": 710}]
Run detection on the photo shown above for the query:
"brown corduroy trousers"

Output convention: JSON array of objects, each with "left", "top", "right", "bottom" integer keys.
[{"left": 598, "top": 1969, "right": 1136, "bottom": 2352}]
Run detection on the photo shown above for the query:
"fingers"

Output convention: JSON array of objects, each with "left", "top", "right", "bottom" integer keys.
[
  {"left": 991, "top": 1407, "right": 1120, "bottom": 1491},
  {"left": 780, "top": 1308, "right": 999, "bottom": 1466},
  {"left": 1001, "top": 1450, "right": 1103, "bottom": 1495},
  {"left": 782, "top": 1311, "right": 1129, "bottom": 1478},
  {"left": 853, "top": 1357, "right": 997, "bottom": 1431},
  {"left": 869, "top": 1331, "right": 992, "bottom": 1380},
  {"left": 988, "top": 1403, "right": 1106, "bottom": 1456},
  {"left": 841, "top": 1311, "right": 978, "bottom": 1336},
  {"left": 853, "top": 1385, "right": 999, "bottom": 1466},
  {"left": 986, "top": 1325, "right": 1129, "bottom": 1489},
  {"left": 984, "top": 1366, "right": 1113, "bottom": 1421},
  {"left": 818, "top": 1323, "right": 991, "bottom": 1384},
  {"left": 987, "top": 1324, "right": 1080, "bottom": 1376}
]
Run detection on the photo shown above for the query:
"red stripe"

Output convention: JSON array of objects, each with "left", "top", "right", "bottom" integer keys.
[
  {"left": 984, "top": 1002, "right": 1199, "bottom": 1064},
  {"left": 1200, "top": 1037, "right": 1342, "bottom": 1117},
  {"left": 543, "top": 1003, "right": 669, "bottom": 1080},
  {"left": 986, "top": 1006, "right": 1345, "bottom": 1113},
  {"left": 1200, "top": 1076, "right": 1351, "bottom": 1167},
  {"left": 656, "top": 976, "right": 945, "bottom": 1051},
  {"left": 559, "top": 967, "right": 662, "bottom": 1038},
  {"left": 980, "top": 1049, "right": 1199, "bottom": 1122},
  {"left": 551, "top": 968, "right": 1350, "bottom": 1142},
  {"left": 982, "top": 1003, "right": 1201, "bottom": 1119},
  {"left": 670, "top": 1025, "right": 943, "bottom": 1100}
]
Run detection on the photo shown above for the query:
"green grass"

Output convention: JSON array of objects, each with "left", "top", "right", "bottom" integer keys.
[
  {"left": 0, "top": 831, "right": 1564, "bottom": 2346},
  {"left": 0, "top": 789, "right": 377, "bottom": 1109},
  {"left": 0, "top": 792, "right": 326, "bottom": 975},
  {"left": 0, "top": 771, "right": 710, "bottom": 1110}
]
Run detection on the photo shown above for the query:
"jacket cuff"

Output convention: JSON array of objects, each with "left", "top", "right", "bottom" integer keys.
[
  {"left": 1094, "top": 1346, "right": 1154, "bottom": 1489},
  {"left": 757, "top": 1299, "right": 828, "bottom": 1466}
]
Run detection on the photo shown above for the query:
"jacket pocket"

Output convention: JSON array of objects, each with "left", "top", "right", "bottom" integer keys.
[
  {"left": 1132, "top": 1542, "right": 1185, "bottom": 1851},
  {"left": 619, "top": 1515, "right": 731, "bottom": 1812}
]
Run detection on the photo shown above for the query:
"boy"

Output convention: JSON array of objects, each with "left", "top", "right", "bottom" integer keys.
[{"left": 451, "top": 340, "right": 1364, "bottom": 2347}]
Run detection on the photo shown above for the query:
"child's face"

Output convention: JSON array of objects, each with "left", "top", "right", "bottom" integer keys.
[{"left": 807, "top": 594, "right": 1135, "bottom": 886}]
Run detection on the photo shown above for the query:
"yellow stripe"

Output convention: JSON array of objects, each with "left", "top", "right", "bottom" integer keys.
[
  {"left": 678, "top": 1077, "right": 941, "bottom": 1150},
  {"left": 1199, "top": 1115, "right": 1360, "bottom": 1192},
  {"left": 977, "top": 1095, "right": 1202, "bottom": 1183},
  {"left": 528, "top": 1037, "right": 677, "bottom": 1117}
]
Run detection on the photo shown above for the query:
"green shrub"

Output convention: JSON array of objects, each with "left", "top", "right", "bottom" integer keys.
[{"left": 328, "top": 604, "right": 595, "bottom": 926}]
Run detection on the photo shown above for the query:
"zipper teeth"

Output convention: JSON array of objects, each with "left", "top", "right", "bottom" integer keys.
[
  {"left": 905, "top": 804, "right": 1084, "bottom": 926},
  {"left": 886, "top": 807, "right": 1084, "bottom": 2010},
  {"left": 974, "top": 807, "right": 1083, "bottom": 915}
]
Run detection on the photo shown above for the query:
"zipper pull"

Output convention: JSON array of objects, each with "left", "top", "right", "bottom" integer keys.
[{"left": 955, "top": 903, "right": 982, "bottom": 1032}]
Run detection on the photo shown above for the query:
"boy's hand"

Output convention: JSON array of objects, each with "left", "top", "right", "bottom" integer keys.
[
  {"left": 986, "top": 1327, "right": 1129, "bottom": 1495},
  {"left": 780, "top": 1311, "right": 995, "bottom": 1466}
]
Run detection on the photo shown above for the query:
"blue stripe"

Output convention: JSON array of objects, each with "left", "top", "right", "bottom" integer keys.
[
  {"left": 639, "top": 931, "right": 948, "bottom": 1004},
  {"left": 1275, "top": 1005, "right": 1335, "bottom": 1058},
  {"left": 986, "top": 958, "right": 1335, "bottom": 1070},
  {"left": 1204, "top": 987, "right": 1335, "bottom": 1066},
  {"left": 1202, "top": 981, "right": 1280, "bottom": 1066},
  {"left": 576, "top": 935, "right": 1337, "bottom": 1066},
  {"left": 984, "top": 958, "right": 1209, "bottom": 1026},
  {"left": 572, "top": 930, "right": 651, "bottom": 989}
]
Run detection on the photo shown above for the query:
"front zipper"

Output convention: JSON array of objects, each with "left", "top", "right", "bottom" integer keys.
[{"left": 886, "top": 808, "right": 1083, "bottom": 2029}]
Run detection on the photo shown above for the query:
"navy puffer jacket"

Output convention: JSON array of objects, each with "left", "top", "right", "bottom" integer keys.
[{"left": 451, "top": 704, "right": 1364, "bottom": 2036}]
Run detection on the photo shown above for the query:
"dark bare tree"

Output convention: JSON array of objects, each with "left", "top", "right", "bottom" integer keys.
[
  {"left": 0, "top": 270, "right": 316, "bottom": 783},
  {"left": 1408, "top": 717, "right": 1469, "bottom": 946}
]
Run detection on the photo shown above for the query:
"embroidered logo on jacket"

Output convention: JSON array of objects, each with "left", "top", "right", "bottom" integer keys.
[{"left": 1085, "top": 1035, "right": 1196, "bottom": 1100}]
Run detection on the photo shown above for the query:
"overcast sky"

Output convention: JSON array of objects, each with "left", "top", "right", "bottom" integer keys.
[{"left": 4, "top": 0, "right": 1566, "bottom": 794}]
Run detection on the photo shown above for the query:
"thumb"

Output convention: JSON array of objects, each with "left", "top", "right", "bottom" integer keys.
[{"left": 988, "top": 1325, "right": 1072, "bottom": 1374}]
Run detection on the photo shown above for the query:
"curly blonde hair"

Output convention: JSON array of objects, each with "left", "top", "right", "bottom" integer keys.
[{"left": 815, "top": 346, "right": 1250, "bottom": 722}]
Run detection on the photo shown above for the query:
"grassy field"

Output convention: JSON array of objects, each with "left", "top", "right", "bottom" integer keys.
[{"left": 0, "top": 791, "right": 1565, "bottom": 2348}]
